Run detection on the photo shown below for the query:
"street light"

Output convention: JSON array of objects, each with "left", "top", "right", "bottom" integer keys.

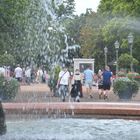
[
  {"left": 104, "top": 46, "right": 108, "bottom": 66},
  {"left": 128, "top": 32, "right": 134, "bottom": 72},
  {"left": 114, "top": 40, "right": 119, "bottom": 77}
]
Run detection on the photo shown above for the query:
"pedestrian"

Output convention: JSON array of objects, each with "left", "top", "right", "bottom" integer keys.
[
  {"left": 25, "top": 66, "right": 31, "bottom": 85},
  {"left": 36, "top": 67, "right": 43, "bottom": 83},
  {"left": 102, "top": 66, "right": 112, "bottom": 100},
  {"left": 14, "top": 64, "right": 23, "bottom": 82},
  {"left": 31, "top": 67, "right": 36, "bottom": 83},
  {"left": 42, "top": 68, "right": 47, "bottom": 83},
  {"left": 0, "top": 66, "right": 5, "bottom": 77},
  {"left": 70, "top": 69, "right": 83, "bottom": 102},
  {"left": 57, "top": 66, "right": 71, "bottom": 102},
  {"left": 83, "top": 65, "right": 94, "bottom": 98},
  {"left": 97, "top": 69, "right": 104, "bottom": 99}
]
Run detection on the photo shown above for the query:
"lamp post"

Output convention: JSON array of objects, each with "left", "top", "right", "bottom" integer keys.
[
  {"left": 114, "top": 40, "right": 119, "bottom": 77},
  {"left": 128, "top": 32, "right": 134, "bottom": 72},
  {"left": 104, "top": 46, "right": 108, "bottom": 66}
]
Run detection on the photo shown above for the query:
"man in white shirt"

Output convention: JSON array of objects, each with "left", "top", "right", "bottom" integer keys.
[
  {"left": 57, "top": 66, "right": 71, "bottom": 102},
  {"left": 0, "top": 67, "right": 5, "bottom": 76},
  {"left": 14, "top": 64, "right": 23, "bottom": 82}
]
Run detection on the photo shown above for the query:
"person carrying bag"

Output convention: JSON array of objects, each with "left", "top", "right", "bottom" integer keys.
[{"left": 57, "top": 66, "right": 71, "bottom": 102}]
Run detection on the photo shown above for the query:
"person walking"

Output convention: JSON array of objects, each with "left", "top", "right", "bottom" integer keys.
[
  {"left": 14, "top": 64, "right": 23, "bottom": 82},
  {"left": 36, "top": 67, "right": 43, "bottom": 83},
  {"left": 97, "top": 69, "right": 104, "bottom": 99},
  {"left": 57, "top": 66, "right": 71, "bottom": 102},
  {"left": 102, "top": 66, "right": 112, "bottom": 100},
  {"left": 83, "top": 65, "right": 94, "bottom": 98},
  {"left": 25, "top": 66, "right": 31, "bottom": 85},
  {"left": 70, "top": 69, "right": 83, "bottom": 102}
]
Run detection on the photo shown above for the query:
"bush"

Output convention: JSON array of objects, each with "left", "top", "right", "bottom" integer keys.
[
  {"left": 118, "top": 71, "right": 126, "bottom": 77},
  {"left": 126, "top": 72, "right": 140, "bottom": 84},
  {"left": 113, "top": 77, "right": 139, "bottom": 96},
  {"left": 48, "top": 66, "right": 60, "bottom": 94},
  {"left": 127, "top": 72, "right": 139, "bottom": 79},
  {"left": 0, "top": 75, "right": 20, "bottom": 101}
]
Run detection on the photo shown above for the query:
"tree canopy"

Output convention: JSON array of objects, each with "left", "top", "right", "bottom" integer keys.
[{"left": 1, "top": 0, "right": 140, "bottom": 72}]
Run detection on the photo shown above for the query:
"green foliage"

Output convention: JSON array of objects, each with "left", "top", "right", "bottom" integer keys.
[
  {"left": 76, "top": 13, "right": 106, "bottom": 70},
  {"left": 74, "top": 1, "right": 140, "bottom": 71},
  {"left": 53, "top": 0, "right": 75, "bottom": 17},
  {"left": 0, "top": 0, "right": 29, "bottom": 54},
  {"left": 48, "top": 66, "right": 61, "bottom": 93},
  {"left": 0, "top": 75, "right": 20, "bottom": 101},
  {"left": 126, "top": 72, "right": 140, "bottom": 80},
  {"left": 118, "top": 71, "right": 127, "bottom": 77},
  {"left": 113, "top": 77, "right": 139, "bottom": 95},
  {"left": 1, "top": 0, "right": 140, "bottom": 74},
  {"left": 96, "top": 0, "right": 140, "bottom": 72},
  {"left": 98, "top": 0, "right": 140, "bottom": 17},
  {"left": 0, "top": 53, "right": 15, "bottom": 66},
  {"left": 118, "top": 53, "right": 139, "bottom": 69},
  {"left": 127, "top": 72, "right": 138, "bottom": 77},
  {"left": 0, "top": 0, "right": 75, "bottom": 67},
  {"left": 118, "top": 53, "right": 133, "bottom": 68}
]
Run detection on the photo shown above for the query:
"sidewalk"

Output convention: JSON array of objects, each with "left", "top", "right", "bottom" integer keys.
[
  {"left": 13, "top": 83, "right": 140, "bottom": 103},
  {"left": 3, "top": 83, "right": 140, "bottom": 119}
]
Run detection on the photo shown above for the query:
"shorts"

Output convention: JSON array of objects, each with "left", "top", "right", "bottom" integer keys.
[
  {"left": 103, "top": 83, "right": 111, "bottom": 90},
  {"left": 16, "top": 77, "right": 22, "bottom": 82},
  {"left": 98, "top": 84, "right": 103, "bottom": 89},
  {"left": 85, "top": 81, "right": 93, "bottom": 89}
]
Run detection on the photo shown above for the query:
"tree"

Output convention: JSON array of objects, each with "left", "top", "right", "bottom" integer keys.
[
  {"left": 0, "top": 53, "right": 15, "bottom": 66},
  {"left": 0, "top": 0, "right": 29, "bottom": 56},
  {"left": 97, "top": 0, "right": 140, "bottom": 71},
  {"left": 118, "top": 53, "right": 139, "bottom": 70},
  {"left": 98, "top": 0, "right": 140, "bottom": 17},
  {"left": 76, "top": 12, "right": 107, "bottom": 71},
  {"left": 0, "top": 0, "right": 76, "bottom": 68}
]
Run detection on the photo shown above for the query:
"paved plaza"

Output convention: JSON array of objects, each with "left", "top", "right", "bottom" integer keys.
[
  {"left": 3, "top": 83, "right": 140, "bottom": 119},
  {"left": 13, "top": 83, "right": 140, "bottom": 103}
]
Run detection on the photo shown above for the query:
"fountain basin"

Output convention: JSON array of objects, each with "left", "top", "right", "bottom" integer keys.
[
  {"left": 3, "top": 102, "right": 140, "bottom": 119},
  {"left": 1, "top": 118, "right": 140, "bottom": 140}
]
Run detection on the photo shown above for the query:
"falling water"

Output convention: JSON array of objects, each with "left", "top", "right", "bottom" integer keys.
[{"left": 12, "top": 0, "right": 76, "bottom": 68}]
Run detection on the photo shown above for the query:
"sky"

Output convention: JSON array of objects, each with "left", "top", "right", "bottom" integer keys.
[{"left": 74, "top": 0, "right": 101, "bottom": 15}]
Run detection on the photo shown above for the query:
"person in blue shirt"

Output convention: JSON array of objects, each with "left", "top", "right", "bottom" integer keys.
[
  {"left": 83, "top": 65, "right": 94, "bottom": 98},
  {"left": 102, "top": 66, "right": 112, "bottom": 100}
]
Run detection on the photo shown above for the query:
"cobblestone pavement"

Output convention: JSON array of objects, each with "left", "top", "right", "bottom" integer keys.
[{"left": 13, "top": 83, "right": 140, "bottom": 103}]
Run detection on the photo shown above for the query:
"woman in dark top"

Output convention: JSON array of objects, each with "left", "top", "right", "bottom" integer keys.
[{"left": 70, "top": 69, "right": 83, "bottom": 102}]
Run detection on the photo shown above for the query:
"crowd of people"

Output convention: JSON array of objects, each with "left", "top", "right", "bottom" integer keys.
[
  {"left": 57, "top": 65, "right": 113, "bottom": 102},
  {"left": 0, "top": 64, "right": 50, "bottom": 85},
  {"left": 0, "top": 64, "right": 113, "bottom": 103}
]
